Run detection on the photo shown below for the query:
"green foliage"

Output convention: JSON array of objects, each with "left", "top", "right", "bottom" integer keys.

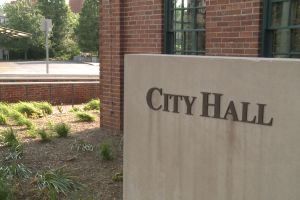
[
  {"left": 76, "top": 112, "right": 95, "bottom": 122},
  {"left": 0, "top": 175, "right": 12, "bottom": 200},
  {"left": 112, "top": 172, "right": 123, "bottom": 182},
  {"left": 36, "top": 128, "right": 51, "bottom": 142},
  {"left": 0, "top": 163, "right": 32, "bottom": 180},
  {"left": 98, "top": 141, "right": 113, "bottom": 161},
  {"left": 5, "top": 145, "right": 24, "bottom": 161},
  {"left": 0, "top": 113, "right": 8, "bottom": 125},
  {"left": 71, "top": 139, "right": 94, "bottom": 152},
  {"left": 1, "top": 0, "right": 44, "bottom": 59},
  {"left": 0, "top": 103, "right": 11, "bottom": 116},
  {"left": 69, "top": 106, "right": 82, "bottom": 113},
  {"left": 37, "top": 0, "right": 79, "bottom": 59},
  {"left": 57, "top": 105, "right": 64, "bottom": 113},
  {"left": 53, "top": 122, "right": 70, "bottom": 137},
  {"left": 32, "top": 102, "right": 53, "bottom": 115},
  {"left": 83, "top": 99, "right": 100, "bottom": 111},
  {"left": 9, "top": 110, "right": 34, "bottom": 129},
  {"left": 76, "top": 0, "right": 99, "bottom": 53},
  {"left": 35, "top": 168, "right": 83, "bottom": 197},
  {"left": 0, "top": 128, "right": 19, "bottom": 147},
  {"left": 13, "top": 102, "right": 42, "bottom": 118}
]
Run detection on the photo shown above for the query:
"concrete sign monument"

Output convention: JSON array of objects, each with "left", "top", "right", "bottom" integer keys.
[{"left": 124, "top": 55, "right": 300, "bottom": 200}]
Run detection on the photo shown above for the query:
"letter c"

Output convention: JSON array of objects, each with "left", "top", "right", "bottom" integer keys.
[{"left": 146, "top": 87, "right": 162, "bottom": 110}]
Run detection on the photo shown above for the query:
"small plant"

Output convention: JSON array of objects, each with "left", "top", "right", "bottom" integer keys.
[
  {"left": 57, "top": 105, "right": 64, "bottom": 113},
  {"left": 0, "top": 163, "right": 32, "bottom": 180},
  {"left": 13, "top": 102, "right": 42, "bottom": 118},
  {"left": 98, "top": 140, "right": 113, "bottom": 161},
  {"left": 112, "top": 172, "right": 123, "bottom": 182},
  {"left": 33, "top": 102, "right": 53, "bottom": 115},
  {"left": 76, "top": 112, "right": 95, "bottom": 122},
  {"left": 0, "top": 103, "right": 11, "bottom": 115},
  {"left": 69, "top": 106, "right": 82, "bottom": 113},
  {"left": 71, "top": 139, "right": 94, "bottom": 152},
  {"left": 83, "top": 99, "right": 100, "bottom": 111},
  {"left": 5, "top": 144, "right": 23, "bottom": 161},
  {"left": 34, "top": 168, "right": 83, "bottom": 198},
  {"left": 0, "top": 127, "right": 19, "bottom": 147},
  {"left": 36, "top": 128, "right": 51, "bottom": 142},
  {"left": 0, "top": 113, "right": 7, "bottom": 125},
  {"left": 53, "top": 122, "right": 70, "bottom": 137},
  {"left": 9, "top": 110, "right": 34, "bottom": 129},
  {"left": 0, "top": 175, "right": 12, "bottom": 200}
]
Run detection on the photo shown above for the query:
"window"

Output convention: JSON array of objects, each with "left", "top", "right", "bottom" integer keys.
[
  {"left": 165, "top": 0, "right": 206, "bottom": 55},
  {"left": 263, "top": 0, "right": 300, "bottom": 58}
]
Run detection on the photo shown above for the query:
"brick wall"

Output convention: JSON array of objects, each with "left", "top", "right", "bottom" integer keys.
[
  {"left": 206, "top": 0, "right": 263, "bottom": 56},
  {"left": 100, "top": 0, "right": 163, "bottom": 131},
  {"left": 100, "top": 0, "right": 264, "bottom": 131},
  {"left": 0, "top": 82, "right": 99, "bottom": 105}
]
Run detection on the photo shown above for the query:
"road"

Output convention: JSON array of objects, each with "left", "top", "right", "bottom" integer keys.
[{"left": 0, "top": 61, "right": 99, "bottom": 75}]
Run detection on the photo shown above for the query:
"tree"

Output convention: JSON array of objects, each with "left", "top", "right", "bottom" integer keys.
[
  {"left": 0, "top": 0, "right": 44, "bottom": 59},
  {"left": 76, "top": 0, "right": 99, "bottom": 54},
  {"left": 37, "top": 0, "right": 79, "bottom": 58}
]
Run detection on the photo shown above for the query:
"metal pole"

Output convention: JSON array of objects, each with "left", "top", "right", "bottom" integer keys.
[{"left": 46, "top": 25, "right": 49, "bottom": 74}]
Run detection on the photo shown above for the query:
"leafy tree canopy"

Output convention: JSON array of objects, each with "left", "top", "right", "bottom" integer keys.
[
  {"left": 76, "top": 0, "right": 99, "bottom": 53},
  {"left": 0, "top": 0, "right": 44, "bottom": 59}
]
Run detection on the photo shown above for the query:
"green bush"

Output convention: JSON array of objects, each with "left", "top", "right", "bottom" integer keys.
[
  {"left": 9, "top": 110, "right": 34, "bottom": 129},
  {"left": 0, "top": 103, "right": 11, "bottom": 115},
  {"left": 83, "top": 99, "right": 100, "bottom": 111},
  {"left": 13, "top": 102, "right": 42, "bottom": 118},
  {"left": 36, "top": 128, "right": 51, "bottom": 142},
  {"left": 76, "top": 112, "right": 95, "bottom": 122},
  {"left": 0, "top": 175, "right": 12, "bottom": 200},
  {"left": 0, "top": 128, "right": 19, "bottom": 147},
  {"left": 0, "top": 113, "right": 7, "bottom": 125},
  {"left": 98, "top": 141, "right": 113, "bottom": 161},
  {"left": 35, "top": 168, "right": 83, "bottom": 198},
  {"left": 33, "top": 102, "right": 53, "bottom": 115},
  {"left": 69, "top": 106, "right": 82, "bottom": 113},
  {"left": 53, "top": 122, "right": 70, "bottom": 137},
  {"left": 0, "top": 163, "right": 32, "bottom": 180}
]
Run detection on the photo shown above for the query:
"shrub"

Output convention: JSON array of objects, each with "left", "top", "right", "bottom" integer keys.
[
  {"left": 33, "top": 102, "right": 53, "bottom": 115},
  {"left": 9, "top": 110, "right": 34, "bottom": 129},
  {"left": 83, "top": 99, "right": 100, "bottom": 111},
  {"left": 0, "top": 128, "right": 19, "bottom": 147},
  {"left": 0, "top": 163, "right": 32, "bottom": 180},
  {"left": 98, "top": 141, "right": 113, "bottom": 161},
  {"left": 36, "top": 128, "right": 51, "bottom": 142},
  {"left": 5, "top": 144, "right": 24, "bottom": 161},
  {"left": 13, "top": 102, "right": 42, "bottom": 118},
  {"left": 35, "top": 168, "right": 83, "bottom": 198},
  {"left": 0, "top": 103, "right": 11, "bottom": 115},
  {"left": 69, "top": 106, "right": 82, "bottom": 113},
  {"left": 0, "top": 175, "right": 12, "bottom": 200},
  {"left": 0, "top": 113, "right": 7, "bottom": 125},
  {"left": 53, "top": 122, "right": 70, "bottom": 137},
  {"left": 76, "top": 112, "right": 95, "bottom": 122}
]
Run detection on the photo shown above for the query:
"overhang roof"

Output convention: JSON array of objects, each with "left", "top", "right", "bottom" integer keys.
[{"left": 0, "top": 26, "right": 32, "bottom": 38}]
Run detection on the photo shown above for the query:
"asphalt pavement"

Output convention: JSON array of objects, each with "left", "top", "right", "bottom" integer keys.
[{"left": 0, "top": 61, "right": 99, "bottom": 75}]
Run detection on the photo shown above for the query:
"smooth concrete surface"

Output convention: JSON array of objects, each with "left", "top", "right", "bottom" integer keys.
[
  {"left": 124, "top": 55, "right": 300, "bottom": 200},
  {"left": 0, "top": 61, "right": 99, "bottom": 75}
]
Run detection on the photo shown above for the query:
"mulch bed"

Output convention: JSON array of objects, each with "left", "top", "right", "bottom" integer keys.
[{"left": 0, "top": 105, "right": 123, "bottom": 200}]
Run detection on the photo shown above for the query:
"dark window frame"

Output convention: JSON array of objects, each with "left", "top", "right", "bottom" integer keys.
[
  {"left": 164, "top": 0, "right": 206, "bottom": 55},
  {"left": 262, "top": 0, "right": 300, "bottom": 58}
]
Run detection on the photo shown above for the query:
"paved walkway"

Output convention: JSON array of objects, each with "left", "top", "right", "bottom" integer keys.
[{"left": 0, "top": 61, "right": 99, "bottom": 75}]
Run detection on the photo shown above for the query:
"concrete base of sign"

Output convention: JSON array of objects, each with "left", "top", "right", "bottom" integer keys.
[{"left": 124, "top": 55, "right": 300, "bottom": 200}]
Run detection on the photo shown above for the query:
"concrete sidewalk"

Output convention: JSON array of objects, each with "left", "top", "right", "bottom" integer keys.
[{"left": 0, "top": 61, "right": 99, "bottom": 75}]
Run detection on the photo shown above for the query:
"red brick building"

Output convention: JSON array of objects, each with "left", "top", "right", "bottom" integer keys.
[
  {"left": 69, "top": 0, "right": 84, "bottom": 13},
  {"left": 99, "top": 0, "right": 300, "bottom": 131}
]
